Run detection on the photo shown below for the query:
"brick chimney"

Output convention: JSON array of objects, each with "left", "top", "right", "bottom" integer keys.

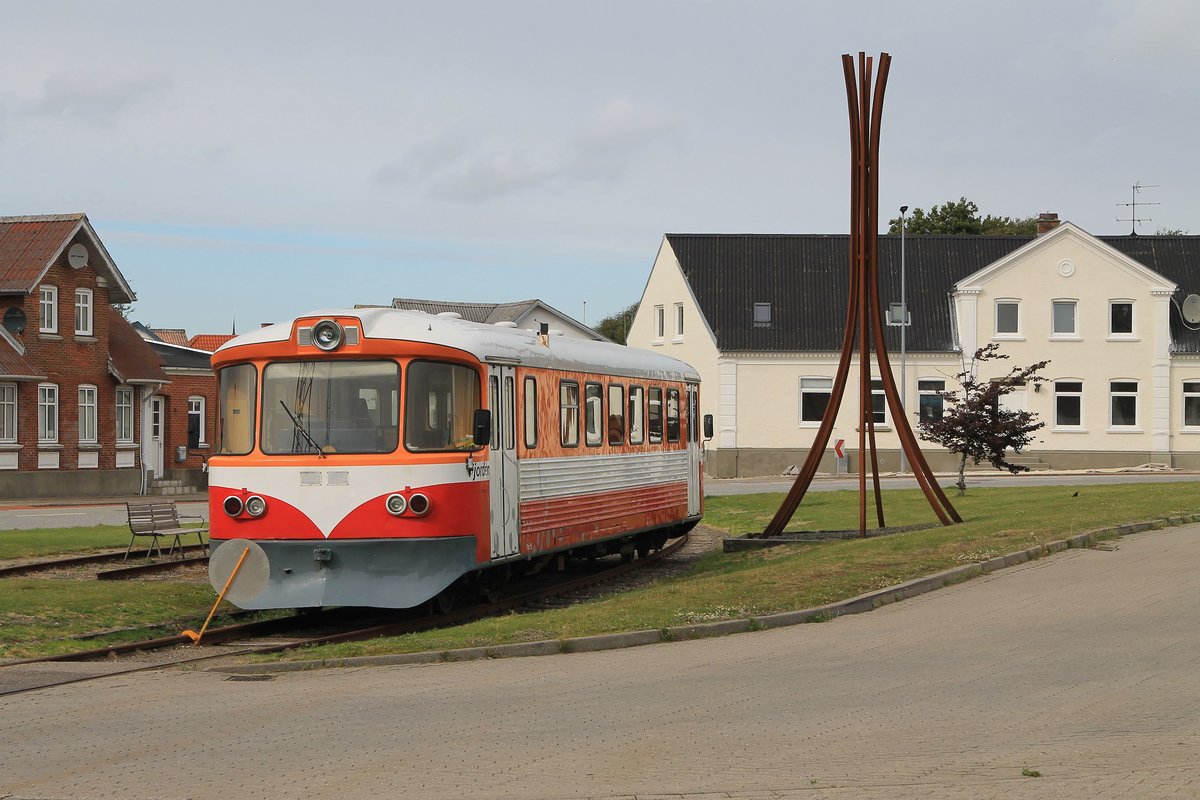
[{"left": 1036, "top": 212, "right": 1060, "bottom": 235}]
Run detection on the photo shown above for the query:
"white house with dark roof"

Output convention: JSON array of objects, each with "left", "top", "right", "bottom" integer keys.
[{"left": 629, "top": 218, "right": 1200, "bottom": 477}]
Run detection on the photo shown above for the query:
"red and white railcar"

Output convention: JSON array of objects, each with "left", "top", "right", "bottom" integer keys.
[{"left": 207, "top": 307, "right": 703, "bottom": 609}]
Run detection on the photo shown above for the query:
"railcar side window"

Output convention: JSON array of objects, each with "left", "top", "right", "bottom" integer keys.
[
  {"left": 648, "top": 387, "right": 663, "bottom": 444},
  {"left": 628, "top": 386, "right": 645, "bottom": 445},
  {"left": 404, "top": 361, "right": 482, "bottom": 452},
  {"left": 585, "top": 382, "right": 603, "bottom": 447},
  {"left": 560, "top": 381, "right": 579, "bottom": 447},
  {"left": 263, "top": 360, "right": 401, "bottom": 455},
  {"left": 666, "top": 389, "right": 681, "bottom": 443},
  {"left": 523, "top": 377, "right": 537, "bottom": 448},
  {"left": 607, "top": 385, "right": 625, "bottom": 445},
  {"left": 217, "top": 364, "right": 257, "bottom": 455}
]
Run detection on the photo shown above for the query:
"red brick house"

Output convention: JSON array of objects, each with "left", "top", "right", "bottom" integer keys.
[
  {"left": 0, "top": 213, "right": 172, "bottom": 497},
  {"left": 134, "top": 327, "right": 233, "bottom": 492}
]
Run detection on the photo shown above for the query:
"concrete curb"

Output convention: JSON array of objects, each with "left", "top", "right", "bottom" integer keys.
[{"left": 213, "top": 512, "right": 1200, "bottom": 677}]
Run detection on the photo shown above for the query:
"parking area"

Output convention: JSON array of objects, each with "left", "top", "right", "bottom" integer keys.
[{"left": 2, "top": 524, "right": 1197, "bottom": 799}]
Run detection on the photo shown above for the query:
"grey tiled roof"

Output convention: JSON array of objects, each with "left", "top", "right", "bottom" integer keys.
[
  {"left": 666, "top": 234, "right": 1200, "bottom": 354},
  {"left": 390, "top": 298, "right": 539, "bottom": 325}
]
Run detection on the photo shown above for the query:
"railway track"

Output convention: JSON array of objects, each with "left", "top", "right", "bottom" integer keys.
[
  {"left": 0, "top": 545, "right": 209, "bottom": 579},
  {"left": 0, "top": 532, "right": 691, "bottom": 696}
]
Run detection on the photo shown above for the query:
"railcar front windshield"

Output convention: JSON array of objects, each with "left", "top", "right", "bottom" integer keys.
[{"left": 262, "top": 361, "right": 400, "bottom": 455}]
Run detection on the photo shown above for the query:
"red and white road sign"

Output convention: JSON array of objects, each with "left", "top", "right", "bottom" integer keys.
[{"left": 834, "top": 439, "right": 845, "bottom": 458}]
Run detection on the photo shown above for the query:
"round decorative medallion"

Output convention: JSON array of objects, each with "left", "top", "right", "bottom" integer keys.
[{"left": 1057, "top": 259, "right": 1076, "bottom": 277}]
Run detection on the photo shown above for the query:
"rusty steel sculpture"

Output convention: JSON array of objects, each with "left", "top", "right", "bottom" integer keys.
[{"left": 763, "top": 52, "right": 961, "bottom": 537}]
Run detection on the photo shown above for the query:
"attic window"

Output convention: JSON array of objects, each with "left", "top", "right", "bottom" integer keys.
[{"left": 753, "top": 303, "right": 772, "bottom": 327}]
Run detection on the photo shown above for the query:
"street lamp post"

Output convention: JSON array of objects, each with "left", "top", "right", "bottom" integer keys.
[{"left": 899, "top": 205, "right": 909, "bottom": 474}]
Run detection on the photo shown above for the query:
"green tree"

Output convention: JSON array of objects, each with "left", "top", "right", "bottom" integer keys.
[
  {"left": 918, "top": 344, "right": 1049, "bottom": 495},
  {"left": 595, "top": 302, "right": 638, "bottom": 345},
  {"left": 887, "top": 197, "right": 1038, "bottom": 235},
  {"left": 111, "top": 302, "right": 135, "bottom": 320}
]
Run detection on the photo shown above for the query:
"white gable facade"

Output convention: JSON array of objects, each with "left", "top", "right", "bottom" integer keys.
[{"left": 630, "top": 226, "right": 1200, "bottom": 477}]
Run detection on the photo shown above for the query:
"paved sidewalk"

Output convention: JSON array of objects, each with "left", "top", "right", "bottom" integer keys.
[{"left": 2, "top": 524, "right": 1198, "bottom": 799}]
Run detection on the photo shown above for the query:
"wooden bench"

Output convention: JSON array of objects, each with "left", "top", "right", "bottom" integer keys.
[{"left": 124, "top": 501, "right": 210, "bottom": 561}]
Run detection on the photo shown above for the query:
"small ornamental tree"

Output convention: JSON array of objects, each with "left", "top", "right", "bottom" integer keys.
[{"left": 918, "top": 343, "right": 1049, "bottom": 494}]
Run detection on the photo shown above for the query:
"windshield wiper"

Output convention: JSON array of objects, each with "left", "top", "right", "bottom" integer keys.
[{"left": 279, "top": 400, "right": 325, "bottom": 458}]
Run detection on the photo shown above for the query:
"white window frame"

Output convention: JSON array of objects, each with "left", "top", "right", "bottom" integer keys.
[
  {"left": 673, "top": 302, "right": 684, "bottom": 341},
  {"left": 799, "top": 377, "right": 833, "bottom": 426},
  {"left": 0, "top": 383, "right": 16, "bottom": 443},
  {"left": 1108, "top": 380, "right": 1139, "bottom": 430},
  {"left": 78, "top": 385, "right": 98, "bottom": 443},
  {"left": 116, "top": 386, "right": 135, "bottom": 443},
  {"left": 994, "top": 299, "right": 1021, "bottom": 338},
  {"left": 39, "top": 285, "right": 58, "bottom": 333},
  {"left": 1184, "top": 381, "right": 1200, "bottom": 430},
  {"left": 1108, "top": 299, "right": 1136, "bottom": 339},
  {"left": 753, "top": 302, "right": 772, "bottom": 327},
  {"left": 1051, "top": 299, "right": 1079, "bottom": 339},
  {"left": 38, "top": 383, "right": 59, "bottom": 443},
  {"left": 653, "top": 305, "right": 665, "bottom": 342},
  {"left": 870, "top": 378, "right": 888, "bottom": 426},
  {"left": 187, "top": 395, "right": 206, "bottom": 446},
  {"left": 74, "top": 288, "right": 94, "bottom": 336},
  {"left": 1053, "top": 379, "right": 1085, "bottom": 430},
  {"left": 917, "top": 378, "right": 946, "bottom": 422}
]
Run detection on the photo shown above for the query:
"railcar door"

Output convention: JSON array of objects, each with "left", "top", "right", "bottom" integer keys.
[
  {"left": 487, "top": 365, "right": 520, "bottom": 559},
  {"left": 686, "top": 383, "right": 702, "bottom": 516}
]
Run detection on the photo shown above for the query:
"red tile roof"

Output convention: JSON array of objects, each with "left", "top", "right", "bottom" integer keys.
[
  {"left": 108, "top": 315, "right": 169, "bottom": 384},
  {"left": 0, "top": 213, "right": 134, "bottom": 304},
  {"left": 151, "top": 328, "right": 190, "bottom": 346},
  {"left": 188, "top": 334, "right": 235, "bottom": 352},
  {"left": 0, "top": 332, "right": 43, "bottom": 380},
  {"left": 0, "top": 215, "right": 84, "bottom": 293}
]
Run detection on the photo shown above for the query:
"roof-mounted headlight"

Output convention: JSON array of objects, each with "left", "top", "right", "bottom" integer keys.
[{"left": 312, "top": 319, "right": 344, "bottom": 351}]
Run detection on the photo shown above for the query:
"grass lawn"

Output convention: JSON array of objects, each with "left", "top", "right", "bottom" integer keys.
[
  {"left": 0, "top": 524, "right": 217, "bottom": 659},
  {"left": 258, "top": 480, "right": 1200, "bottom": 662},
  {"left": 0, "top": 525, "right": 133, "bottom": 561},
  {"left": 2, "top": 481, "right": 1197, "bottom": 662}
]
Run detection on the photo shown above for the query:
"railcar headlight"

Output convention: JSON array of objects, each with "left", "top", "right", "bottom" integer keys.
[
  {"left": 312, "top": 319, "right": 344, "bottom": 351},
  {"left": 223, "top": 495, "right": 244, "bottom": 517},
  {"left": 385, "top": 493, "right": 407, "bottom": 516},
  {"left": 408, "top": 492, "right": 431, "bottom": 517},
  {"left": 245, "top": 495, "right": 267, "bottom": 517}
]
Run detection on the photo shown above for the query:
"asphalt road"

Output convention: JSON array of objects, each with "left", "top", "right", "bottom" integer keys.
[{"left": 3, "top": 523, "right": 1197, "bottom": 798}]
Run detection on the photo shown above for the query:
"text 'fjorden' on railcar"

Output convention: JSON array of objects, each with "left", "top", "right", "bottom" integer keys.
[{"left": 206, "top": 307, "right": 705, "bottom": 609}]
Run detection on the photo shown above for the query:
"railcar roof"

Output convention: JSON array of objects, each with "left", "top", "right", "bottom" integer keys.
[{"left": 215, "top": 307, "right": 701, "bottom": 382}]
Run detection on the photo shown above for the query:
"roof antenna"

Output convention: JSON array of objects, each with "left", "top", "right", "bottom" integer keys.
[{"left": 1116, "top": 180, "right": 1159, "bottom": 236}]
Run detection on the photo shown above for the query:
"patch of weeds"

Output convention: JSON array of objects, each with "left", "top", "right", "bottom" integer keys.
[{"left": 1022, "top": 767, "right": 1041, "bottom": 778}]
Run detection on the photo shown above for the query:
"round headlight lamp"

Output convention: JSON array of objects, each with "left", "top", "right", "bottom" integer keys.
[
  {"left": 408, "top": 492, "right": 431, "bottom": 517},
  {"left": 223, "top": 495, "right": 244, "bottom": 517},
  {"left": 385, "top": 493, "right": 407, "bottom": 516},
  {"left": 245, "top": 495, "right": 267, "bottom": 517},
  {"left": 312, "top": 319, "right": 344, "bottom": 351}
]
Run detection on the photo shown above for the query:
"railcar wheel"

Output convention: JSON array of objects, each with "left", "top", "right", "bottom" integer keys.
[
  {"left": 477, "top": 566, "right": 510, "bottom": 604},
  {"left": 430, "top": 588, "right": 456, "bottom": 615}
]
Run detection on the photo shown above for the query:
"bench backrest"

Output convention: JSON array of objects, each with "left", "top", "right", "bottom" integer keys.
[{"left": 127, "top": 502, "right": 182, "bottom": 533}]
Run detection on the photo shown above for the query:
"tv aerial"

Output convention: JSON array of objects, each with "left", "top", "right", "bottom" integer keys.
[{"left": 1116, "top": 180, "right": 1159, "bottom": 235}]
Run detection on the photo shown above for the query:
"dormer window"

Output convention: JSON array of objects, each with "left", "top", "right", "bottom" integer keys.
[{"left": 753, "top": 302, "right": 772, "bottom": 327}]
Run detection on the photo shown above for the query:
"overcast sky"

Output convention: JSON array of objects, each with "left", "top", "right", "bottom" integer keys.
[{"left": 2, "top": 1, "right": 1197, "bottom": 336}]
